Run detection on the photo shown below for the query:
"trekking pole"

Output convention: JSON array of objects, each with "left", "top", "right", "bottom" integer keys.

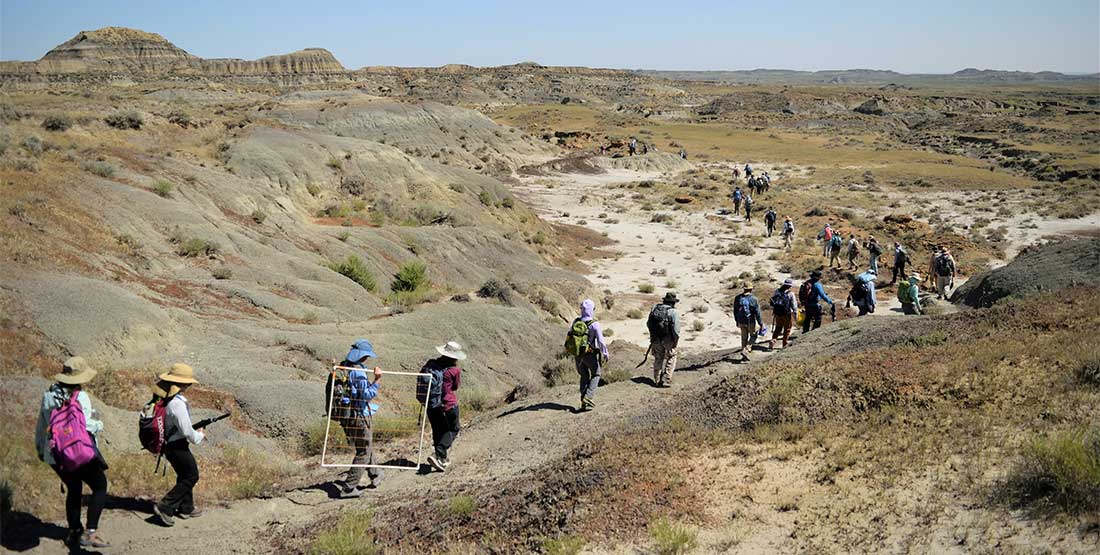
[{"left": 634, "top": 344, "right": 652, "bottom": 369}]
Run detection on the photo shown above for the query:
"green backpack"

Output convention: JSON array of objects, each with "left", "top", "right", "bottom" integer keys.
[
  {"left": 897, "top": 281, "right": 912, "bottom": 303},
  {"left": 564, "top": 319, "right": 592, "bottom": 356}
]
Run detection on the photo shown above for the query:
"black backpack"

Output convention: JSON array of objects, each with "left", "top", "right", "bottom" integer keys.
[
  {"left": 416, "top": 360, "right": 445, "bottom": 409},
  {"left": 869, "top": 242, "right": 882, "bottom": 256},
  {"left": 798, "top": 280, "right": 814, "bottom": 305},
  {"left": 851, "top": 280, "right": 871, "bottom": 303},
  {"left": 770, "top": 290, "right": 794, "bottom": 316},
  {"left": 647, "top": 304, "right": 677, "bottom": 340},
  {"left": 935, "top": 254, "right": 955, "bottom": 276},
  {"left": 325, "top": 367, "right": 353, "bottom": 422}
]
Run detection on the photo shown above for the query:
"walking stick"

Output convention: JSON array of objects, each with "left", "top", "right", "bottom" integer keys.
[{"left": 634, "top": 344, "right": 652, "bottom": 369}]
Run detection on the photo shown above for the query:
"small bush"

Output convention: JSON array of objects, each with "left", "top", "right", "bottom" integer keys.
[
  {"left": 0, "top": 103, "right": 22, "bottom": 123},
  {"left": 665, "top": 279, "right": 679, "bottom": 289},
  {"left": 692, "top": 320, "right": 705, "bottom": 332},
  {"left": 251, "top": 209, "right": 267, "bottom": 224},
  {"left": 501, "top": 196, "right": 515, "bottom": 209},
  {"left": 328, "top": 256, "right": 377, "bottom": 291},
  {"left": 448, "top": 495, "right": 476, "bottom": 517},
  {"left": 638, "top": 283, "right": 656, "bottom": 294},
  {"left": 542, "top": 355, "right": 578, "bottom": 387},
  {"left": 691, "top": 303, "right": 709, "bottom": 314},
  {"left": 104, "top": 110, "right": 143, "bottom": 130},
  {"left": 627, "top": 308, "right": 644, "bottom": 319},
  {"left": 301, "top": 419, "right": 347, "bottom": 456},
  {"left": 9, "top": 159, "right": 38, "bottom": 172},
  {"left": 221, "top": 447, "right": 286, "bottom": 499},
  {"left": 211, "top": 267, "right": 233, "bottom": 280},
  {"left": 1003, "top": 428, "right": 1100, "bottom": 513},
  {"left": 167, "top": 111, "right": 193, "bottom": 128},
  {"left": 21, "top": 136, "right": 43, "bottom": 156},
  {"left": 391, "top": 261, "right": 428, "bottom": 292},
  {"left": 650, "top": 518, "right": 698, "bottom": 555},
  {"left": 478, "top": 191, "right": 494, "bottom": 206},
  {"left": 1077, "top": 358, "right": 1100, "bottom": 387},
  {"left": 603, "top": 367, "right": 632, "bottom": 384},
  {"left": 153, "top": 180, "right": 173, "bottom": 198},
  {"left": 478, "top": 278, "right": 514, "bottom": 304},
  {"left": 176, "top": 237, "right": 219, "bottom": 258},
  {"left": 311, "top": 509, "right": 378, "bottom": 555},
  {"left": 81, "top": 160, "right": 116, "bottom": 178},
  {"left": 41, "top": 114, "right": 72, "bottom": 131},
  {"left": 541, "top": 536, "right": 586, "bottom": 555},
  {"left": 460, "top": 386, "right": 495, "bottom": 413}
]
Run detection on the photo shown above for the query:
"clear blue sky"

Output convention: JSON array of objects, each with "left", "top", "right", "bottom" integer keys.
[{"left": 2, "top": 0, "right": 1097, "bottom": 73}]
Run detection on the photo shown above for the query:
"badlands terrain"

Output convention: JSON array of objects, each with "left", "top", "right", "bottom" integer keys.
[{"left": 1, "top": 27, "right": 1098, "bottom": 554}]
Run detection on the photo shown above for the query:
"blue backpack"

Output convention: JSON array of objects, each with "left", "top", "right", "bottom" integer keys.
[
  {"left": 735, "top": 295, "right": 754, "bottom": 323},
  {"left": 416, "top": 361, "right": 445, "bottom": 409}
]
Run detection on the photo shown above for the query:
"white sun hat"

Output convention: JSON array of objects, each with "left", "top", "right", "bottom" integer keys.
[{"left": 436, "top": 341, "right": 468, "bottom": 361}]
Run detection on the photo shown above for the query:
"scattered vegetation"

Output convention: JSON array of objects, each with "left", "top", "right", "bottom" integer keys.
[
  {"left": 41, "top": 114, "right": 72, "bottom": 131},
  {"left": 176, "top": 237, "right": 220, "bottom": 258},
  {"left": 478, "top": 278, "right": 514, "bottom": 304},
  {"left": 541, "top": 535, "right": 586, "bottom": 555},
  {"left": 391, "top": 260, "right": 429, "bottom": 292},
  {"left": 691, "top": 320, "right": 705, "bottom": 332},
  {"left": 649, "top": 518, "right": 698, "bottom": 555},
  {"left": 311, "top": 509, "right": 379, "bottom": 555},
  {"left": 638, "top": 283, "right": 656, "bottom": 294},
  {"left": 81, "top": 160, "right": 116, "bottom": 178},
  {"left": 327, "top": 256, "right": 377, "bottom": 291},
  {"left": 211, "top": 267, "right": 233, "bottom": 280},
  {"left": 153, "top": 180, "right": 173, "bottom": 198},
  {"left": 448, "top": 495, "right": 477, "bottom": 517},
  {"left": 251, "top": 209, "right": 267, "bottom": 224},
  {"left": 301, "top": 419, "right": 346, "bottom": 456},
  {"left": 104, "top": 110, "right": 143, "bottom": 129},
  {"left": 626, "top": 308, "right": 645, "bottom": 319},
  {"left": 1002, "top": 428, "right": 1100, "bottom": 513}
]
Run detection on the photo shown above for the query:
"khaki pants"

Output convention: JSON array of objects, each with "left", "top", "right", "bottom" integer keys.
[
  {"left": 739, "top": 323, "right": 758, "bottom": 359},
  {"left": 936, "top": 275, "right": 952, "bottom": 298},
  {"left": 771, "top": 313, "right": 793, "bottom": 347},
  {"left": 652, "top": 338, "right": 678, "bottom": 386},
  {"left": 783, "top": 233, "right": 793, "bottom": 250}
]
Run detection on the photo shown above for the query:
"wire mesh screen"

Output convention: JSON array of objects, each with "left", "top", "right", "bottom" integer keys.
[{"left": 320, "top": 366, "right": 430, "bottom": 470}]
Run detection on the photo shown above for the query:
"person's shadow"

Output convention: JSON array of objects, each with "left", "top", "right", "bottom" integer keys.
[
  {"left": 496, "top": 402, "right": 576, "bottom": 418},
  {"left": 630, "top": 376, "right": 659, "bottom": 387},
  {"left": 1, "top": 510, "right": 93, "bottom": 554}
]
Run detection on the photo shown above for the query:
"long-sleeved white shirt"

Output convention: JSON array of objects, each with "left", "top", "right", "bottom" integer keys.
[
  {"left": 165, "top": 394, "right": 204, "bottom": 444},
  {"left": 35, "top": 385, "right": 102, "bottom": 465}
]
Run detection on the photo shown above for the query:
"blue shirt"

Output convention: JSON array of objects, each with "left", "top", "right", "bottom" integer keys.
[
  {"left": 343, "top": 361, "right": 380, "bottom": 417},
  {"left": 806, "top": 281, "right": 834, "bottom": 306}
]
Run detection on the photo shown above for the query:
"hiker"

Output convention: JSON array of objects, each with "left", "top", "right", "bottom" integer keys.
[
  {"left": 732, "top": 166, "right": 741, "bottom": 180},
  {"left": 743, "top": 194, "right": 754, "bottom": 222},
  {"left": 35, "top": 357, "right": 110, "bottom": 549},
  {"left": 418, "top": 342, "right": 465, "bottom": 472},
  {"left": 898, "top": 273, "right": 922, "bottom": 314},
  {"left": 782, "top": 216, "right": 795, "bottom": 250},
  {"left": 768, "top": 279, "right": 798, "bottom": 350},
  {"left": 890, "top": 242, "right": 911, "bottom": 284},
  {"left": 764, "top": 208, "right": 777, "bottom": 237},
  {"left": 629, "top": 137, "right": 637, "bottom": 156},
  {"left": 828, "top": 232, "right": 844, "bottom": 268},
  {"left": 762, "top": 171, "right": 772, "bottom": 193},
  {"left": 846, "top": 236, "right": 860, "bottom": 270},
  {"left": 818, "top": 223, "right": 834, "bottom": 257},
  {"left": 153, "top": 363, "right": 209, "bottom": 526},
  {"left": 330, "top": 340, "right": 384, "bottom": 498},
  {"left": 646, "top": 292, "right": 681, "bottom": 387},
  {"left": 641, "top": 142, "right": 649, "bottom": 155},
  {"left": 848, "top": 270, "right": 877, "bottom": 316},
  {"left": 931, "top": 247, "right": 957, "bottom": 299},
  {"left": 567, "top": 299, "right": 608, "bottom": 409},
  {"left": 799, "top": 270, "right": 835, "bottom": 333},
  {"left": 679, "top": 148, "right": 687, "bottom": 159},
  {"left": 866, "top": 235, "right": 883, "bottom": 274},
  {"left": 732, "top": 187, "right": 743, "bottom": 215},
  {"left": 733, "top": 283, "right": 765, "bottom": 361},
  {"left": 744, "top": 163, "right": 753, "bottom": 177}
]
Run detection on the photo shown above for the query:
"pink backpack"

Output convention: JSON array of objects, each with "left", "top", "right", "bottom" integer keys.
[{"left": 49, "top": 390, "right": 96, "bottom": 472}]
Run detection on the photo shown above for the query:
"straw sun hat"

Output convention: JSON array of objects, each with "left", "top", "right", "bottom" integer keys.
[{"left": 53, "top": 356, "right": 97, "bottom": 385}]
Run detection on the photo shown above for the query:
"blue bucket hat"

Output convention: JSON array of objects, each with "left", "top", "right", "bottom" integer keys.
[{"left": 346, "top": 339, "right": 377, "bottom": 362}]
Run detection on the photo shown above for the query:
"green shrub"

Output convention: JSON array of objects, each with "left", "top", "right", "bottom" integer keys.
[
  {"left": 153, "top": 180, "right": 173, "bottom": 198},
  {"left": 603, "top": 367, "right": 632, "bottom": 384},
  {"left": 460, "top": 386, "right": 494, "bottom": 413},
  {"left": 391, "top": 260, "right": 428, "bottom": 292},
  {"left": 665, "top": 279, "right": 679, "bottom": 289},
  {"left": 176, "top": 237, "right": 219, "bottom": 257},
  {"left": 530, "top": 231, "right": 548, "bottom": 245},
  {"left": 21, "top": 136, "right": 43, "bottom": 156},
  {"left": 541, "top": 535, "right": 586, "bottom": 555},
  {"left": 626, "top": 308, "right": 644, "bottom": 319},
  {"left": 691, "top": 303, "right": 709, "bottom": 314},
  {"left": 311, "top": 509, "right": 378, "bottom": 555},
  {"left": 638, "top": 283, "right": 656, "bottom": 294},
  {"left": 649, "top": 518, "right": 698, "bottom": 555},
  {"left": 81, "top": 160, "right": 116, "bottom": 177},
  {"left": 221, "top": 447, "right": 286, "bottom": 499},
  {"left": 542, "top": 354, "right": 578, "bottom": 387},
  {"left": 0, "top": 103, "right": 22, "bottom": 123},
  {"left": 501, "top": 196, "right": 515, "bottom": 209},
  {"left": 104, "top": 110, "right": 143, "bottom": 129},
  {"left": 478, "top": 191, "right": 494, "bottom": 206},
  {"left": 478, "top": 278, "right": 514, "bottom": 304},
  {"left": 328, "top": 256, "right": 377, "bottom": 291},
  {"left": 1003, "top": 428, "right": 1100, "bottom": 513},
  {"left": 907, "top": 330, "right": 947, "bottom": 348},
  {"left": 251, "top": 209, "right": 267, "bottom": 224},
  {"left": 301, "top": 419, "right": 346, "bottom": 456},
  {"left": 1077, "top": 358, "right": 1100, "bottom": 387},
  {"left": 448, "top": 495, "right": 476, "bottom": 517},
  {"left": 211, "top": 267, "right": 233, "bottom": 280},
  {"left": 41, "top": 114, "right": 72, "bottom": 131},
  {"left": 692, "top": 320, "right": 705, "bottom": 332}
]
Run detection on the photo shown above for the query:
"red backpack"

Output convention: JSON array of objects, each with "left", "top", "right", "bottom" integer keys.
[
  {"left": 49, "top": 390, "right": 97, "bottom": 473},
  {"left": 139, "top": 396, "right": 169, "bottom": 454}
]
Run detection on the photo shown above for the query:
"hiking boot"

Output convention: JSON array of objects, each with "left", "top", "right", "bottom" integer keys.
[
  {"left": 65, "top": 528, "right": 84, "bottom": 546},
  {"left": 427, "top": 455, "right": 446, "bottom": 472},
  {"left": 339, "top": 486, "right": 366, "bottom": 499},
  {"left": 441, "top": 458, "right": 451, "bottom": 469},
  {"left": 176, "top": 507, "right": 203, "bottom": 519},
  {"left": 368, "top": 471, "right": 385, "bottom": 489},
  {"left": 153, "top": 504, "right": 175, "bottom": 527},
  {"left": 582, "top": 397, "right": 596, "bottom": 410},
  {"left": 79, "top": 531, "right": 111, "bottom": 549}
]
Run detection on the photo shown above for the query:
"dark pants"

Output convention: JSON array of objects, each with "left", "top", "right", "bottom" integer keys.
[
  {"left": 575, "top": 353, "right": 602, "bottom": 400},
  {"left": 427, "top": 406, "right": 460, "bottom": 462},
  {"left": 766, "top": 222, "right": 775, "bottom": 236},
  {"left": 802, "top": 304, "right": 824, "bottom": 333},
  {"left": 338, "top": 414, "right": 380, "bottom": 489},
  {"left": 159, "top": 440, "right": 198, "bottom": 516},
  {"left": 53, "top": 461, "right": 107, "bottom": 532},
  {"left": 903, "top": 302, "right": 921, "bottom": 315},
  {"left": 892, "top": 261, "right": 907, "bottom": 283}
]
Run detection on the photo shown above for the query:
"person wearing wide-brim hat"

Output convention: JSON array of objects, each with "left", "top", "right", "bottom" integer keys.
[
  {"left": 152, "top": 363, "right": 207, "bottom": 527},
  {"left": 332, "top": 339, "right": 384, "bottom": 498},
  {"left": 733, "top": 283, "right": 764, "bottom": 361},
  {"left": 419, "top": 341, "right": 467, "bottom": 472},
  {"left": 802, "top": 270, "right": 835, "bottom": 334},
  {"left": 648, "top": 292, "right": 681, "bottom": 388},
  {"left": 34, "top": 357, "right": 112, "bottom": 548},
  {"left": 899, "top": 273, "right": 923, "bottom": 315},
  {"left": 769, "top": 279, "right": 799, "bottom": 351}
]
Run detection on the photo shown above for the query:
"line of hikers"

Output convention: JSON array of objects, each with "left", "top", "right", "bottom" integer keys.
[{"left": 35, "top": 339, "right": 469, "bottom": 546}]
